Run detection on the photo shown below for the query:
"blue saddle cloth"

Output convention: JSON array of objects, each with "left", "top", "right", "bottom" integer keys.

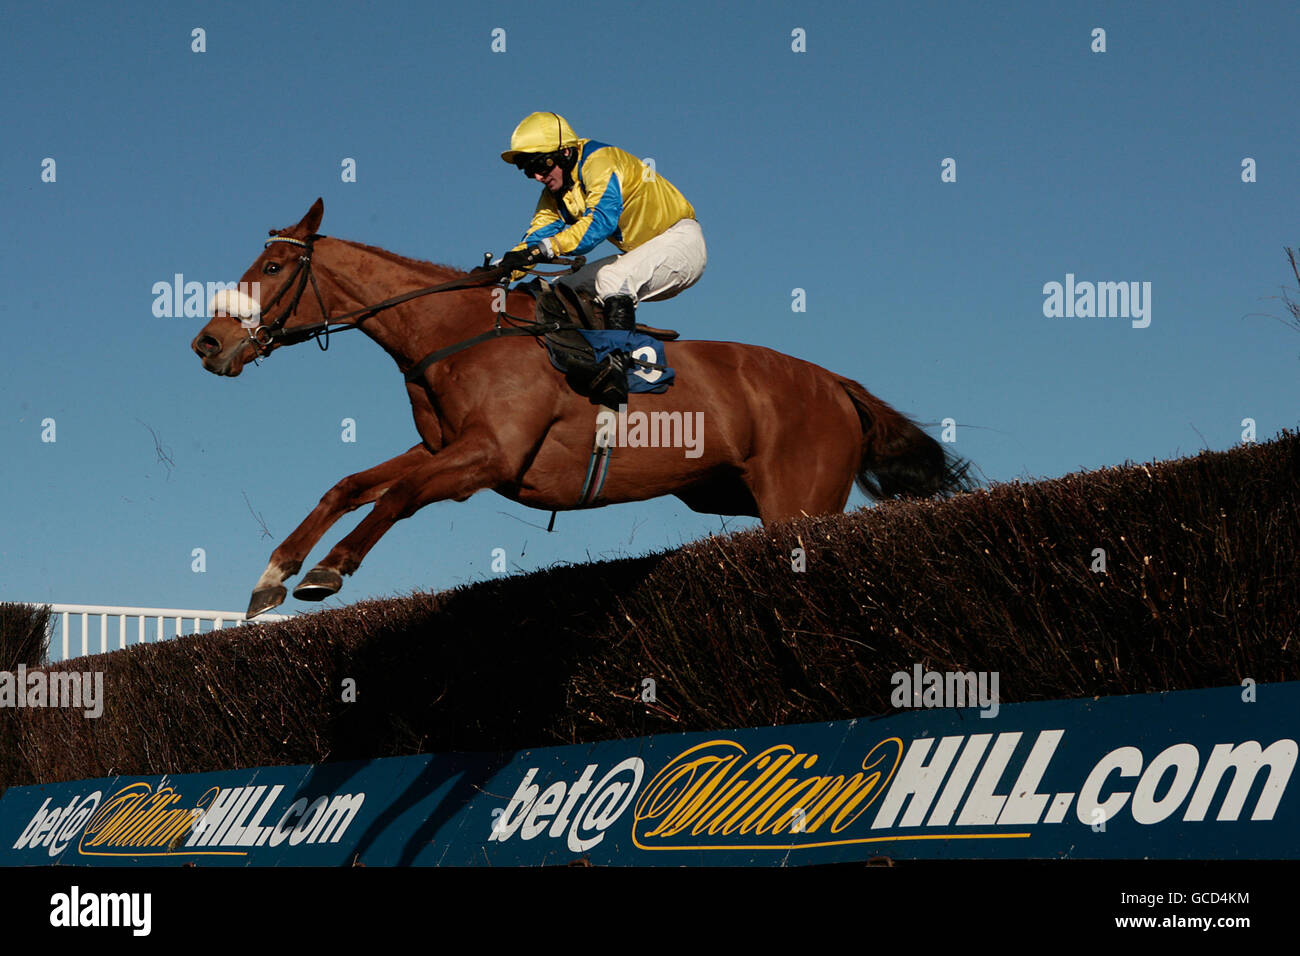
[{"left": 547, "top": 330, "right": 675, "bottom": 394}]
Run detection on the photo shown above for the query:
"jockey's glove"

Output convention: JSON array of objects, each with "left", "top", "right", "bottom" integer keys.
[{"left": 499, "top": 244, "right": 550, "bottom": 279}]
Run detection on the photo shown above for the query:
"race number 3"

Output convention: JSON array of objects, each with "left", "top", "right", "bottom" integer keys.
[{"left": 631, "top": 345, "right": 662, "bottom": 384}]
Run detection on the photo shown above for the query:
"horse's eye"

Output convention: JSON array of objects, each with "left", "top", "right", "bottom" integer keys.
[{"left": 263, "top": 261, "right": 281, "bottom": 275}]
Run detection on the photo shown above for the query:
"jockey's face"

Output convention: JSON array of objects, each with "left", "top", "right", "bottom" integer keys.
[{"left": 534, "top": 163, "right": 565, "bottom": 193}]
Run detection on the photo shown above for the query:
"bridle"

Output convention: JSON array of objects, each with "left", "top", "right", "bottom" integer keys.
[
  {"left": 247, "top": 234, "right": 331, "bottom": 350},
  {"left": 239, "top": 232, "right": 585, "bottom": 381}
]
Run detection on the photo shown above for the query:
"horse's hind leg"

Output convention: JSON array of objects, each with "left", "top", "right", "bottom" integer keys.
[
  {"left": 743, "top": 441, "right": 857, "bottom": 525},
  {"left": 247, "top": 443, "right": 434, "bottom": 616}
]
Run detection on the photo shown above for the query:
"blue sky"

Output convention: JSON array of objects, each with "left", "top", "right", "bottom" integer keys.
[{"left": 2, "top": 1, "right": 1296, "bottom": 618}]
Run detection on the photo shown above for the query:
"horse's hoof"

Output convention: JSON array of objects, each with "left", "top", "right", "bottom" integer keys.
[
  {"left": 247, "top": 585, "right": 286, "bottom": 619},
  {"left": 293, "top": 567, "right": 343, "bottom": 601}
]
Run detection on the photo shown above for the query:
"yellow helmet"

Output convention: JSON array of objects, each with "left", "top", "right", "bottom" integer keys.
[{"left": 501, "top": 112, "right": 581, "bottom": 164}]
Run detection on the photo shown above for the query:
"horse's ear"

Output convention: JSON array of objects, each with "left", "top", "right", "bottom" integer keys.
[{"left": 297, "top": 198, "right": 324, "bottom": 236}]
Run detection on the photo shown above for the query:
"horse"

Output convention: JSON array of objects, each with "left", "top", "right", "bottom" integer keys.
[{"left": 192, "top": 199, "right": 972, "bottom": 617}]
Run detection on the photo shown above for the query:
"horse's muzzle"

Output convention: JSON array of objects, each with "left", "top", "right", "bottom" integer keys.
[
  {"left": 193, "top": 334, "right": 222, "bottom": 358},
  {"left": 192, "top": 334, "right": 246, "bottom": 376}
]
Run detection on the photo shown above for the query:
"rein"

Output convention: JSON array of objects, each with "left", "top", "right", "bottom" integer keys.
[{"left": 246, "top": 233, "right": 584, "bottom": 377}]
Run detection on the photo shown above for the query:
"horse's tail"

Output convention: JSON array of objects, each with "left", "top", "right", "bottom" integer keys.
[{"left": 836, "top": 376, "right": 975, "bottom": 500}]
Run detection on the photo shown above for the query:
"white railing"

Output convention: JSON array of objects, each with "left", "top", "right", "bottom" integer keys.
[{"left": 37, "top": 604, "right": 290, "bottom": 663}]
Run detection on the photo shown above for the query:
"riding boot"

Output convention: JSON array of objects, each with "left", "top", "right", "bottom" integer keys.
[
  {"left": 587, "top": 294, "right": 637, "bottom": 407},
  {"left": 603, "top": 294, "right": 637, "bottom": 332}
]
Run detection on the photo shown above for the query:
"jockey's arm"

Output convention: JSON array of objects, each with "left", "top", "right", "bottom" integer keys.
[
  {"left": 504, "top": 196, "right": 565, "bottom": 280},
  {"left": 546, "top": 157, "right": 623, "bottom": 257}
]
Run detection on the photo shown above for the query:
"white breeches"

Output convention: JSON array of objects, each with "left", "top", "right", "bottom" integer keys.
[{"left": 557, "top": 218, "right": 706, "bottom": 304}]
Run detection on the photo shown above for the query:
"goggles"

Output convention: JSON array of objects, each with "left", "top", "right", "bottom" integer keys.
[{"left": 516, "top": 152, "right": 558, "bottom": 178}]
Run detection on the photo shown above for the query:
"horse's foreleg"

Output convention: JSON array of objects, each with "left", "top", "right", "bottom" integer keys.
[
  {"left": 247, "top": 443, "right": 435, "bottom": 616},
  {"left": 292, "top": 433, "right": 513, "bottom": 602}
]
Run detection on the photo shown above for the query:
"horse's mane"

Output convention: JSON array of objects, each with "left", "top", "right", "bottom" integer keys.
[{"left": 328, "top": 236, "right": 469, "bottom": 281}]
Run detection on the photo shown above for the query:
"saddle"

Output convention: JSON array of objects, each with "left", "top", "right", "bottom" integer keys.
[
  {"left": 520, "top": 280, "right": 678, "bottom": 403},
  {"left": 522, "top": 279, "right": 678, "bottom": 337}
]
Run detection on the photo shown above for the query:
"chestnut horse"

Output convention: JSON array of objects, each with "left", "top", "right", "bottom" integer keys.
[{"left": 192, "top": 199, "right": 971, "bottom": 617}]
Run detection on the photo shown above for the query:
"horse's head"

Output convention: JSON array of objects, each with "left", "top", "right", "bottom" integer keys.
[{"left": 192, "top": 198, "right": 327, "bottom": 376}]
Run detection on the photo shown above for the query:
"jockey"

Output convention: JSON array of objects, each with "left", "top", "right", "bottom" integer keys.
[{"left": 495, "top": 111, "right": 706, "bottom": 402}]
